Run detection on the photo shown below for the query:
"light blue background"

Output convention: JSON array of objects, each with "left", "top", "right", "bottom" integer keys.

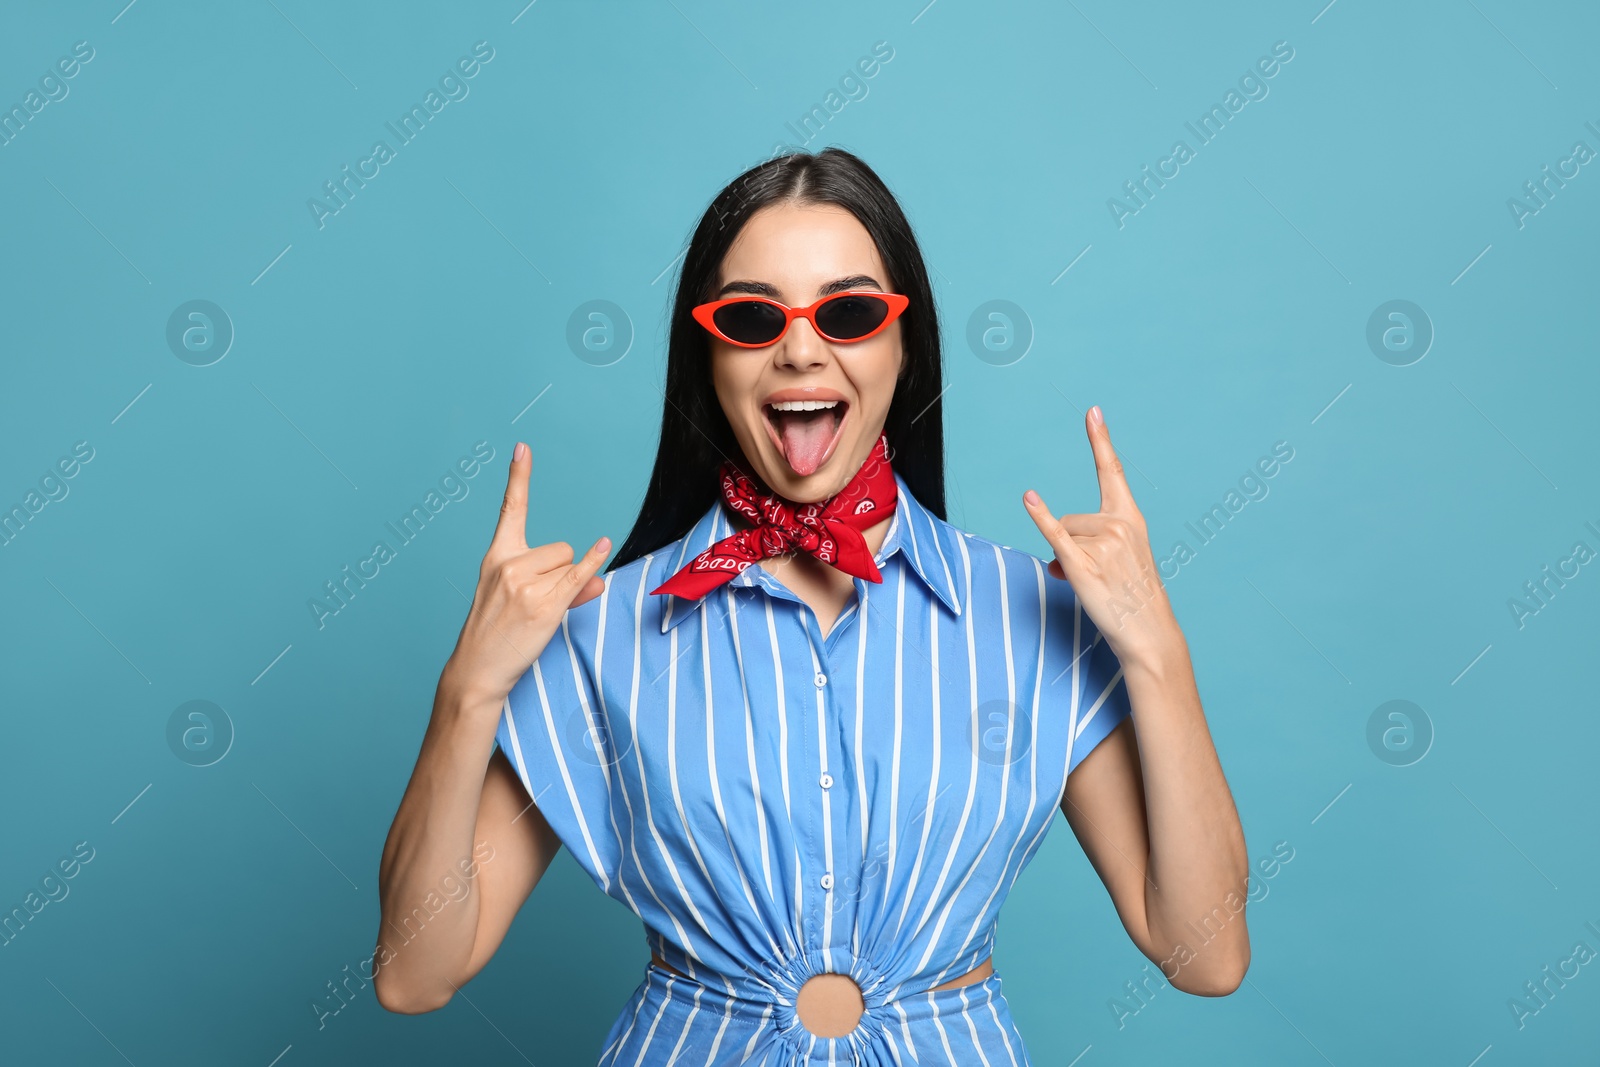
[{"left": 3, "top": 1, "right": 1597, "bottom": 1063}]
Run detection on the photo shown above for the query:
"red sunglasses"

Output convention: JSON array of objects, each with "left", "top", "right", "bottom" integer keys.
[{"left": 692, "top": 290, "right": 909, "bottom": 348}]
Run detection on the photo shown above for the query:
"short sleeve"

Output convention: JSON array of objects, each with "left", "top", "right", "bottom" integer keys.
[
  {"left": 493, "top": 608, "right": 622, "bottom": 896},
  {"left": 1038, "top": 567, "right": 1134, "bottom": 777}
]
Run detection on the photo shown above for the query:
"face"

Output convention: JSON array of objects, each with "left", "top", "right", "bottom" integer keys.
[{"left": 707, "top": 201, "right": 904, "bottom": 503}]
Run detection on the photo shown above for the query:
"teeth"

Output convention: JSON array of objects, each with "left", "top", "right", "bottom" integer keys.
[{"left": 768, "top": 399, "right": 841, "bottom": 412}]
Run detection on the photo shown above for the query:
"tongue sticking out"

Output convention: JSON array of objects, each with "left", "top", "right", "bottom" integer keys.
[{"left": 772, "top": 407, "right": 841, "bottom": 477}]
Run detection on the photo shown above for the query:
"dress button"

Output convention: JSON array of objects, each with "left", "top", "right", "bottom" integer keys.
[
  {"left": 814, "top": 671, "right": 827, "bottom": 687},
  {"left": 819, "top": 772, "right": 833, "bottom": 789},
  {"left": 820, "top": 872, "right": 834, "bottom": 890}
]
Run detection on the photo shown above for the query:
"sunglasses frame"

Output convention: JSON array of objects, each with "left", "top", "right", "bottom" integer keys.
[{"left": 692, "top": 290, "right": 909, "bottom": 349}]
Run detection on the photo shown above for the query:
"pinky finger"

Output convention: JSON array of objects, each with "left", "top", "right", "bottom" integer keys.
[
  {"left": 571, "top": 573, "right": 608, "bottom": 609},
  {"left": 563, "top": 535, "right": 613, "bottom": 600},
  {"left": 1022, "top": 489, "right": 1089, "bottom": 577}
]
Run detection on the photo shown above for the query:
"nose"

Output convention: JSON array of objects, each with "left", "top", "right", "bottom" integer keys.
[{"left": 774, "top": 315, "right": 829, "bottom": 371}]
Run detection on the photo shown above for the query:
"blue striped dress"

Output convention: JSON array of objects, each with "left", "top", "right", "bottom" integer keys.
[{"left": 495, "top": 472, "right": 1132, "bottom": 1065}]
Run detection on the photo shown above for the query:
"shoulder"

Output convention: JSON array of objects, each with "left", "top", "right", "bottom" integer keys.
[
  {"left": 554, "top": 532, "right": 702, "bottom": 648},
  {"left": 938, "top": 518, "right": 1056, "bottom": 585},
  {"left": 937, "top": 518, "right": 1092, "bottom": 625},
  {"left": 569, "top": 548, "right": 670, "bottom": 628}
]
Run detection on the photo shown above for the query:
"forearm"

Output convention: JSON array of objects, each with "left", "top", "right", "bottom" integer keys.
[
  {"left": 1022, "top": 410, "right": 1251, "bottom": 992},
  {"left": 373, "top": 672, "right": 504, "bottom": 1011},
  {"left": 1120, "top": 630, "right": 1250, "bottom": 993}
]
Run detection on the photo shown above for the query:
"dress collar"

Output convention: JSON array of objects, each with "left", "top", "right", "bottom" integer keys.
[{"left": 657, "top": 471, "right": 964, "bottom": 633}]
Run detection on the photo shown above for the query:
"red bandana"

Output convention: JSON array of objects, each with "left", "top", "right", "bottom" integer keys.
[{"left": 650, "top": 434, "right": 899, "bottom": 601}]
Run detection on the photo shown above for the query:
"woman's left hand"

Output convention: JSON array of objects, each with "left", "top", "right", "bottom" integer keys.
[{"left": 1022, "top": 405, "right": 1183, "bottom": 672}]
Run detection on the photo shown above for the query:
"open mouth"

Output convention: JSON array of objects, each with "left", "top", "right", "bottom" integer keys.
[{"left": 762, "top": 399, "right": 848, "bottom": 478}]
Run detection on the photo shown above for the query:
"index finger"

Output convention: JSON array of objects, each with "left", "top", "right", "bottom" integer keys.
[
  {"left": 1086, "top": 406, "right": 1136, "bottom": 514},
  {"left": 490, "top": 441, "right": 531, "bottom": 554}
]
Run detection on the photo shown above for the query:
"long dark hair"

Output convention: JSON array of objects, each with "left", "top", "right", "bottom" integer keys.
[{"left": 608, "top": 147, "right": 947, "bottom": 572}]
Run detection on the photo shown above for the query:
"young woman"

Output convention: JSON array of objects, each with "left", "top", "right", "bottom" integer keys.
[{"left": 375, "top": 148, "right": 1249, "bottom": 1064}]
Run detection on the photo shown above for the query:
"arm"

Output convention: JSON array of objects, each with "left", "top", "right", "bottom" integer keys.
[
  {"left": 372, "top": 685, "right": 559, "bottom": 1014},
  {"left": 372, "top": 441, "right": 611, "bottom": 1013},
  {"left": 1025, "top": 406, "right": 1249, "bottom": 996},
  {"left": 1061, "top": 638, "right": 1249, "bottom": 995}
]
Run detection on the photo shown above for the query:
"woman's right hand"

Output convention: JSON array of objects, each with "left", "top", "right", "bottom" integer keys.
[{"left": 440, "top": 441, "right": 611, "bottom": 707}]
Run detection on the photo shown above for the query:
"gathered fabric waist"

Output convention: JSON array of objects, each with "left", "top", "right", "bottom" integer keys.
[
  {"left": 642, "top": 938, "right": 1000, "bottom": 1014},
  {"left": 649, "top": 950, "right": 994, "bottom": 999},
  {"left": 606, "top": 951, "right": 1024, "bottom": 1066}
]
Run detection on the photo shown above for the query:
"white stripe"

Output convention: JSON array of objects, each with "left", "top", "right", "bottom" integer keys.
[
  {"left": 897, "top": 477, "right": 961, "bottom": 616},
  {"left": 853, "top": 585, "right": 872, "bottom": 960},
  {"left": 959, "top": 984, "right": 996, "bottom": 1067},
  {"left": 598, "top": 986, "right": 649, "bottom": 1065},
  {"left": 763, "top": 590, "right": 794, "bottom": 826},
  {"left": 739, "top": 1004, "right": 773, "bottom": 1060},
  {"left": 660, "top": 985, "right": 701, "bottom": 1067},
  {"left": 883, "top": 1027, "right": 908, "bottom": 1066},
  {"left": 931, "top": 992, "right": 959, "bottom": 1062},
  {"left": 1008, "top": 564, "right": 1086, "bottom": 943},
  {"left": 903, "top": 495, "right": 931, "bottom": 593},
  {"left": 703, "top": 586, "right": 784, "bottom": 960},
  {"left": 895, "top": 998, "right": 919, "bottom": 1058},
  {"left": 987, "top": 991, "right": 1022, "bottom": 1067},
  {"left": 615, "top": 568, "right": 717, "bottom": 983},
  {"left": 878, "top": 566, "right": 908, "bottom": 915},
  {"left": 659, "top": 504, "right": 715, "bottom": 634},
  {"left": 628, "top": 982, "right": 673, "bottom": 1067},
  {"left": 648, "top": 620, "right": 722, "bottom": 943},
  {"left": 526, "top": 619, "right": 610, "bottom": 891},
  {"left": 725, "top": 586, "right": 787, "bottom": 951},
  {"left": 899, "top": 534, "right": 982, "bottom": 990},
  {"left": 893, "top": 592, "right": 941, "bottom": 939},
  {"left": 1073, "top": 664, "right": 1127, "bottom": 745},
  {"left": 594, "top": 568, "right": 648, "bottom": 917},
  {"left": 762, "top": 596, "right": 807, "bottom": 947},
  {"left": 923, "top": 507, "right": 963, "bottom": 616},
  {"left": 952, "top": 557, "right": 1052, "bottom": 966},
  {"left": 498, "top": 694, "right": 534, "bottom": 794},
  {"left": 580, "top": 575, "right": 617, "bottom": 805},
  {"left": 809, "top": 637, "right": 836, "bottom": 969},
  {"left": 914, "top": 545, "right": 1017, "bottom": 987},
  {"left": 1067, "top": 596, "right": 1083, "bottom": 774},
  {"left": 701, "top": 988, "right": 735, "bottom": 1065}
]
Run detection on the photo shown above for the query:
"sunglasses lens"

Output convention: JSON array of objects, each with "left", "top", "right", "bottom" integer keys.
[
  {"left": 711, "top": 300, "right": 787, "bottom": 345},
  {"left": 815, "top": 294, "right": 890, "bottom": 340}
]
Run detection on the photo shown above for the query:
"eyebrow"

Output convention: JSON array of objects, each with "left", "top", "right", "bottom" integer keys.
[{"left": 714, "top": 274, "right": 884, "bottom": 300}]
